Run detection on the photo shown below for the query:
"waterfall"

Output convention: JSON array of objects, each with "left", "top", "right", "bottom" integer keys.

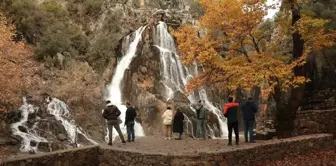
[
  {"left": 105, "top": 26, "right": 146, "bottom": 142},
  {"left": 11, "top": 97, "right": 47, "bottom": 152},
  {"left": 11, "top": 97, "right": 97, "bottom": 152},
  {"left": 46, "top": 97, "right": 97, "bottom": 145},
  {"left": 194, "top": 66, "right": 228, "bottom": 137},
  {"left": 154, "top": 22, "right": 188, "bottom": 101},
  {"left": 154, "top": 21, "right": 228, "bottom": 138}
]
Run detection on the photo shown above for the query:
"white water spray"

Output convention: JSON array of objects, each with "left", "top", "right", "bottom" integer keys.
[
  {"left": 11, "top": 97, "right": 47, "bottom": 152},
  {"left": 105, "top": 26, "right": 146, "bottom": 142},
  {"left": 46, "top": 97, "right": 97, "bottom": 145},
  {"left": 155, "top": 21, "right": 228, "bottom": 138}
]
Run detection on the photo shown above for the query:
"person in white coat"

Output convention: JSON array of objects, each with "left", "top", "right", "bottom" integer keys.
[{"left": 162, "top": 107, "right": 173, "bottom": 140}]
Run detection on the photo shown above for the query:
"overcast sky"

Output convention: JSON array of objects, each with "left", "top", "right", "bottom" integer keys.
[{"left": 264, "top": 0, "right": 281, "bottom": 19}]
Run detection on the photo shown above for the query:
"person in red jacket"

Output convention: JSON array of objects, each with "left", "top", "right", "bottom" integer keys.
[{"left": 223, "top": 97, "right": 240, "bottom": 145}]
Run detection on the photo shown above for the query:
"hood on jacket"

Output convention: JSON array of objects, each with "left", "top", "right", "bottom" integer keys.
[{"left": 106, "top": 103, "right": 114, "bottom": 107}]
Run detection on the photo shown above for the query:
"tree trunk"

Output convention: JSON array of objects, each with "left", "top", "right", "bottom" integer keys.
[{"left": 275, "top": 2, "right": 305, "bottom": 138}]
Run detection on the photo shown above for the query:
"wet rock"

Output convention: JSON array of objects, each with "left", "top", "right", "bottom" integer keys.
[
  {"left": 171, "top": 91, "right": 190, "bottom": 104},
  {"left": 0, "top": 138, "right": 6, "bottom": 145},
  {"left": 18, "top": 126, "right": 28, "bottom": 133},
  {"left": 30, "top": 140, "right": 37, "bottom": 147},
  {"left": 38, "top": 142, "right": 51, "bottom": 152},
  {"left": 7, "top": 110, "right": 22, "bottom": 123},
  {"left": 57, "top": 134, "right": 67, "bottom": 141}
]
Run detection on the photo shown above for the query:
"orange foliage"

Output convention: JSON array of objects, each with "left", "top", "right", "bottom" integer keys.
[
  {"left": 0, "top": 14, "right": 33, "bottom": 112},
  {"left": 172, "top": 0, "right": 335, "bottom": 96}
]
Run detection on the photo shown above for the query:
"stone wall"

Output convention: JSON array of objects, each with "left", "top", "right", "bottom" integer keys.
[
  {"left": 2, "top": 145, "right": 99, "bottom": 166},
  {"left": 294, "top": 109, "right": 336, "bottom": 137},
  {"left": 2, "top": 134, "right": 335, "bottom": 166},
  {"left": 99, "top": 134, "right": 335, "bottom": 166}
]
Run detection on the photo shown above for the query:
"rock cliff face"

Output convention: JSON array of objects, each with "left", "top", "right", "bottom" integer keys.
[{"left": 2, "top": 0, "right": 225, "bottom": 153}]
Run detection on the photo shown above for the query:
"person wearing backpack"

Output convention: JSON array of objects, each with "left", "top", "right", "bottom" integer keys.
[
  {"left": 195, "top": 100, "right": 208, "bottom": 140},
  {"left": 102, "top": 100, "right": 126, "bottom": 145}
]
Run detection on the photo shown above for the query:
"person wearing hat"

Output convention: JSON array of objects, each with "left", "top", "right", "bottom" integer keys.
[{"left": 102, "top": 100, "right": 126, "bottom": 145}]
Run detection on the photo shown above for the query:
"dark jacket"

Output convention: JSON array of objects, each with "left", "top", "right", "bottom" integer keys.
[
  {"left": 223, "top": 103, "right": 239, "bottom": 123},
  {"left": 173, "top": 111, "right": 184, "bottom": 133},
  {"left": 102, "top": 105, "right": 121, "bottom": 120},
  {"left": 242, "top": 100, "right": 257, "bottom": 121},
  {"left": 125, "top": 107, "right": 137, "bottom": 124}
]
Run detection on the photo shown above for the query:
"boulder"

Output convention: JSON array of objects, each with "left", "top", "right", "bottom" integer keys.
[
  {"left": 139, "top": 66, "right": 147, "bottom": 74},
  {"left": 57, "top": 134, "right": 67, "bottom": 141},
  {"left": 30, "top": 140, "right": 37, "bottom": 147},
  {"left": 7, "top": 110, "right": 22, "bottom": 123},
  {"left": 171, "top": 91, "right": 190, "bottom": 103},
  {"left": 18, "top": 126, "right": 28, "bottom": 133}
]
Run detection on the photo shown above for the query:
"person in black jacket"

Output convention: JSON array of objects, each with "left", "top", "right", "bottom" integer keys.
[
  {"left": 125, "top": 102, "right": 137, "bottom": 142},
  {"left": 241, "top": 97, "right": 258, "bottom": 143},
  {"left": 102, "top": 100, "right": 126, "bottom": 145},
  {"left": 173, "top": 108, "right": 184, "bottom": 140}
]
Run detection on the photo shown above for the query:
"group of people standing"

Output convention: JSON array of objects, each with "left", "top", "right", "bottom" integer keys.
[
  {"left": 102, "top": 101, "right": 137, "bottom": 145},
  {"left": 161, "top": 100, "right": 209, "bottom": 140},
  {"left": 102, "top": 96, "right": 258, "bottom": 146}
]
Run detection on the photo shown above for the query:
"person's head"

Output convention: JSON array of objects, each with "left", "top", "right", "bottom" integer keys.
[
  {"left": 248, "top": 97, "right": 253, "bottom": 101},
  {"left": 106, "top": 100, "right": 113, "bottom": 107},
  {"left": 126, "top": 102, "right": 131, "bottom": 108},
  {"left": 228, "top": 97, "right": 233, "bottom": 103},
  {"left": 167, "top": 106, "right": 171, "bottom": 110}
]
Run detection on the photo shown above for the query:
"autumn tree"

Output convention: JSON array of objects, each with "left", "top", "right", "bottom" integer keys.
[
  {"left": 0, "top": 14, "right": 33, "bottom": 112},
  {"left": 173, "top": 0, "right": 335, "bottom": 137}
]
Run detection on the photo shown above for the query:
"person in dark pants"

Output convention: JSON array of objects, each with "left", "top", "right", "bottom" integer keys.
[
  {"left": 125, "top": 102, "right": 137, "bottom": 142},
  {"left": 102, "top": 100, "right": 126, "bottom": 145},
  {"left": 195, "top": 100, "right": 208, "bottom": 140},
  {"left": 242, "top": 97, "right": 258, "bottom": 143},
  {"left": 173, "top": 108, "right": 184, "bottom": 140},
  {"left": 223, "top": 97, "right": 240, "bottom": 146}
]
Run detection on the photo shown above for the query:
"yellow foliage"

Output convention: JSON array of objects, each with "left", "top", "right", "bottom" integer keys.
[{"left": 172, "top": 0, "right": 335, "bottom": 96}]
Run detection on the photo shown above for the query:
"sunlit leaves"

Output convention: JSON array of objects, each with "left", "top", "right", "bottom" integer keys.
[{"left": 172, "top": 0, "right": 335, "bottom": 97}]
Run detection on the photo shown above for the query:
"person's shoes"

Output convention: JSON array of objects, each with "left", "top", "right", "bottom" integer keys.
[
  {"left": 228, "top": 142, "right": 232, "bottom": 146},
  {"left": 108, "top": 142, "right": 112, "bottom": 146},
  {"left": 122, "top": 140, "right": 126, "bottom": 144}
]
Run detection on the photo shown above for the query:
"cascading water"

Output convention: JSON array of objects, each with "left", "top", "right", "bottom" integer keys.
[
  {"left": 154, "top": 21, "right": 228, "bottom": 138},
  {"left": 11, "top": 97, "right": 47, "bottom": 152},
  {"left": 192, "top": 65, "right": 228, "bottom": 137},
  {"left": 46, "top": 97, "right": 97, "bottom": 145},
  {"left": 11, "top": 97, "right": 97, "bottom": 152},
  {"left": 105, "top": 26, "right": 146, "bottom": 142}
]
